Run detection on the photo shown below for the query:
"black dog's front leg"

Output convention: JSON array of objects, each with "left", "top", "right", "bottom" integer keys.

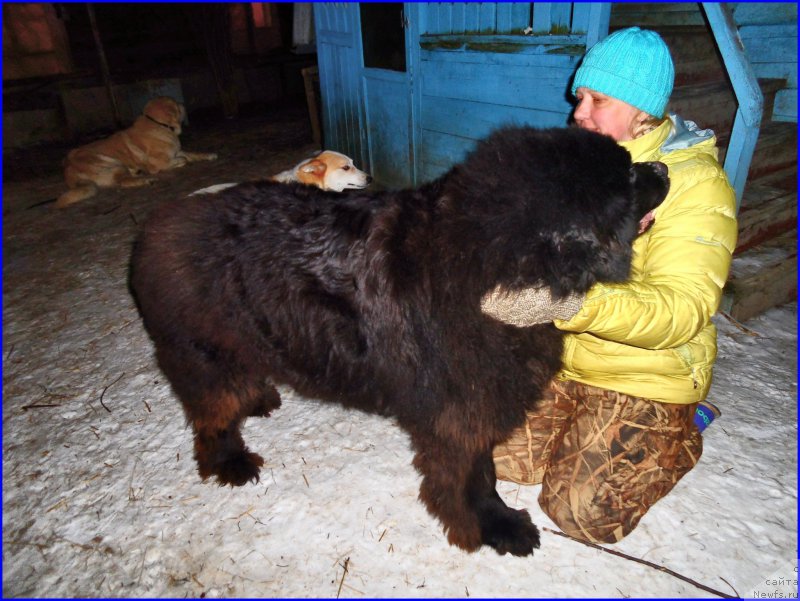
[
  {"left": 467, "top": 451, "right": 540, "bottom": 556},
  {"left": 412, "top": 434, "right": 539, "bottom": 556}
]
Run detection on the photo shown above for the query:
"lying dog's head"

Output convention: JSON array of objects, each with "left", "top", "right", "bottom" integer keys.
[
  {"left": 142, "top": 97, "right": 186, "bottom": 135},
  {"left": 274, "top": 150, "right": 372, "bottom": 191}
]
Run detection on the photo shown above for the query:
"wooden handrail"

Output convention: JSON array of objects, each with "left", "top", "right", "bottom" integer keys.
[{"left": 701, "top": 2, "right": 764, "bottom": 211}]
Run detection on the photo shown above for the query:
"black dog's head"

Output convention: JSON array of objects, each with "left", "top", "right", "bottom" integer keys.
[
  {"left": 535, "top": 151, "right": 670, "bottom": 298},
  {"left": 444, "top": 126, "right": 670, "bottom": 298}
]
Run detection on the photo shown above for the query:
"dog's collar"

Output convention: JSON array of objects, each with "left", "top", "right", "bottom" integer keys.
[{"left": 145, "top": 114, "right": 176, "bottom": 132}]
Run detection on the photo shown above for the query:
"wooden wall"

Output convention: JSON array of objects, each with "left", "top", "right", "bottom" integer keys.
[
  {"left": 414, "top": 2, "right": 610, "bottom": 182},
  {"left": 417, "top": 47, "right": 580, "bottom": 181},
  {"left": 3, "top": 3, "right": 73, "bottom": 80}
]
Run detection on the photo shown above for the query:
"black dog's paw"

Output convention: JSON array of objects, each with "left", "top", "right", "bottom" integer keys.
[
  {"left": 480, "top": 505, "right": 540, "bottom": 556},
  {"left": 203, "top": 451, "right": 264, "bottom": 487}
]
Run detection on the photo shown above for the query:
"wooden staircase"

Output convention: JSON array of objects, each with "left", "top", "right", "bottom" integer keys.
[{"left": 610, "top": 13, "right": 798, "bottom": 322}]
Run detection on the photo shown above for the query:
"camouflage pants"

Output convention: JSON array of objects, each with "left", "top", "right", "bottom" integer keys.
[{"left": 493, "top": 379, "right": 702, "bottom": 544}]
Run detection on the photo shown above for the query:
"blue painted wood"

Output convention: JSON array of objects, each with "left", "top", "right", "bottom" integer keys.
[
  {"left": 739, "top": 24, "right": 798, "bottom": 63},
  {"left": 733, "top": 2, "right": 798, "bottom": 25},
  {"left": 451, "top": 3, "right": 465, "bottom": 33},
  {"left": 421, "top": 60, "right": 579, "bottom": 113},
  {"left": 464, "top": 3, "right": 480, "bottom": 32},
  {"left": 736, "top": 19, "right": 797, "bottom": 124},
  {"left": 702, "top": 2, "right": 764, "bottom": 209},
  {"left": 533, "top": 3, "right": 572, "bottom": 34},
  {"left": 496, "top": 3, "right": 530, "bottom": 33},
  {"left": 313, "top": 3, "right": 367, "bottom": 167},
  {"left": 575, "top": 3, "right": 611, "bottom": 47},
  {"left": 314, "top": 2, "right": 611, "bottom": 188},
  {"left": 418, "top": 129, "right": 478, "bottom": 181},
  {"left": 421, "top": 47, "right": 580, "bottom": 66},
  {"left": 418, "top": 3, "right": 610, "bottom": 36},
  {"left": 774, "top": 90, "right": 798, "bottom": 122},
  {"left": 418, "top": 33, "right": 588, "bottom": 54},
  {"left": 751, "top": 62, "right": 798, "bottom": 88},
  {"left": 363, "top": 69, "right": 412, "bottom": 189},
  {"left": 479, "top": 3, "right": 496, "bottom": 32},
  {"left": 420, "top": 96, "right": 570, "bottom": 139}
]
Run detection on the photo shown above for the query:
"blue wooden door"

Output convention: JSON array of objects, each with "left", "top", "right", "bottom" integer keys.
[
  {"left": 314, "top": 3, "right": 418, "bottom": 188},
  {"left": 359, "top": 3, "right": 419, "bottom": 188},
  {"left": 313, "top": 4, "right": 368, "bottom": 169}
]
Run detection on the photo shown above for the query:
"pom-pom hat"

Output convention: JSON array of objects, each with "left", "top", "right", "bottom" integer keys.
[{"left": 571, "top": 27, "right": 675, "bottom": 118}]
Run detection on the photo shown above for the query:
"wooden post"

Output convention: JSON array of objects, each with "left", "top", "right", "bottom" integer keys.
[{"left": 86, "top": 3, "right": 122, "bottom": 128}]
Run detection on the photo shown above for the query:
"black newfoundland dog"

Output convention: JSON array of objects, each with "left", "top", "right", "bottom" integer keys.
[{"left": 129, "top": 126, "right": 669, "bottom": 556}]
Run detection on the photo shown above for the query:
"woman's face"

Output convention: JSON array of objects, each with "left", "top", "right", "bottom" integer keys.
[{"left": 572, "top": 87, "right": 648, "bottom": 141}]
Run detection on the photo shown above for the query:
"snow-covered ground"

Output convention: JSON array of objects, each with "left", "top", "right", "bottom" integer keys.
[{"left": 3, "top": 114, "right": 797, "bottom": 597}]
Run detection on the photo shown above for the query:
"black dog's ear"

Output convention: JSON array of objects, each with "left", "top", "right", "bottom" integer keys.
[{"left": 630, "top": 161, "right": 670, "bottom": 217}]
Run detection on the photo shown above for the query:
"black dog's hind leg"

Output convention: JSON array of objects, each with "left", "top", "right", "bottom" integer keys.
[
  {"left": 248, "top": 379, "right": 282, "bottom": 418},
  {"left": 154, "top": 341, "right": 280, "bottom": 486},
  {"left": 411, "top": 433, "right": 539, "bottom": 556}
]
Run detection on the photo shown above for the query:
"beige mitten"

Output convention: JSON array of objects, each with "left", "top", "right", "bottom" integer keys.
[{"left": 480, "top": 284, "right": 585, "bottom": 326}]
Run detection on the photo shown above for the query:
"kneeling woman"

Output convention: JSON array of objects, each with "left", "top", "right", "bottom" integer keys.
[{"left": 482, "top": 27, "right": 737, "bottom": 543}]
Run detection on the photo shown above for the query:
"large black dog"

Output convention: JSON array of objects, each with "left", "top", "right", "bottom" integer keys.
[{"left": 129, "top": 126, "right": 669, "bottom": 556}]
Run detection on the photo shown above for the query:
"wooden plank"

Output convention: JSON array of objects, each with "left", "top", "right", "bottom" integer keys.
[
  {"left": 611, "top": 3, "right": 705, "bottom": 27},
  {"left": 747, "top": 121, "right": 798, "bottom": 179},
  {"left": 572, "top": 3, "right": 610, "bottom": 45},
  {"left": 464, "top": 3, "right": 480, "bottom": 32},
  {"left": 420, "top": 95, "right": 568, "bottom": 139},
  {"left": 531, "top": 2, "right": 572, "bottom": 34},
  {"left": 774, "top": 89, "right": 798, "bottom": 121},
  {"left": 496, "top": 3, "right": 531, "bottom": 34},
  {"left": 739, "top": 24, "right": 798, "bottom": 64},
  {"left": 418, "top": 128, "right": 477, "bottom": 182},
  {"left": 733, "top": 3, "right": 798, "bottom": 25},
  {"left": 724, "top": 230, "right": 797, "bottom": 322},
  {"left": 418, "top": 33, "right": 586, "bottom": 54},
  {"left": 735, "top": 186, "right": 797, "bottom": 253},
  {"left": 752, "top": 62, "right": 798, "bottom": 87},
  {"left": 421, "top": 59, "right": 577, "bottom": 113},
  {"left": 420, "top": 47, "right": 579, "bottom": 67},
  {"left": 669, "top": 81, "right": 736, "bottom": 135},
  {"left": 451, "top": 3, "right": 466, "bottom": 34},
  {"left": 478, "top": 3, "right": 496, "bottom": 33}
]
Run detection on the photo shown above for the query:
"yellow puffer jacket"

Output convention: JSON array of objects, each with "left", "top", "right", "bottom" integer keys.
[{"left": 555, "top": 116, "right": 738, "bottom": 404}]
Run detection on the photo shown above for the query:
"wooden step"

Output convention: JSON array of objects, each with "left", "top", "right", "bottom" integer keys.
[
  {"left": 658, "top": 26, "right": 729, "bottom": 87},
  {"left": 721, "top": 228, "right": 797, "bottom": 322},
  {"left": 736, "top": 184, "right": 797, "bottom": 253},
  {"left": 746, "top": 121, "right": 798, "bottom": 182},
  {"left": 669, "top": 81, "right": 736, "bottom": 136},
  {"left": 719, "top": 121, "right": 798, "bottom": 187},
  {"left": 670, "top": 78, "right": 786, "bottom": 141},
  {"left": 752, "top": 164, "right": 797, "bottom": 192}
]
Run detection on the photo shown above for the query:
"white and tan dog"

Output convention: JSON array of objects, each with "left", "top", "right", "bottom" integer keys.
[{"left": 189, "top": 150, "right": 371, "bottom": 196}]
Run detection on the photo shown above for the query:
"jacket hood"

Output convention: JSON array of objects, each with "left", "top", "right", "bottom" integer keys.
[{"left": 662, "top": 113, "right": 716, "bottom": 152}]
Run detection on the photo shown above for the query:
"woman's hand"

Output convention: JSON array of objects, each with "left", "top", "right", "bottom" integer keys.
[{"left": 480, "top": 285, "right": 585, "bottom": 326}]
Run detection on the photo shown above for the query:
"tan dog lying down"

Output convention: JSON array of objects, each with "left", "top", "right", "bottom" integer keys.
[
  {"left": 189, "top": 150, "right": 372, "bottom": 196},
  {"left": 56, "top": 96, "right": 217, "bottom": 208}
]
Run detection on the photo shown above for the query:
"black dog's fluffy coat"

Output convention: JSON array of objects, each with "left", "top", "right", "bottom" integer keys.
[{"left": 130, "top": 126, "right": 669, "bottom": 556}]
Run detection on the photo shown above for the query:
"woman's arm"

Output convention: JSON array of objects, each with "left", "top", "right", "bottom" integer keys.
[{"left": 556, "top": 174, "right": 737, "bottom": 349}]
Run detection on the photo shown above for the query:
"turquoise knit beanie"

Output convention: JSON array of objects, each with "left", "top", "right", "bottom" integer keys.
[{"left": 571, "top": 27, "right": 675, "bottom": 118}]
